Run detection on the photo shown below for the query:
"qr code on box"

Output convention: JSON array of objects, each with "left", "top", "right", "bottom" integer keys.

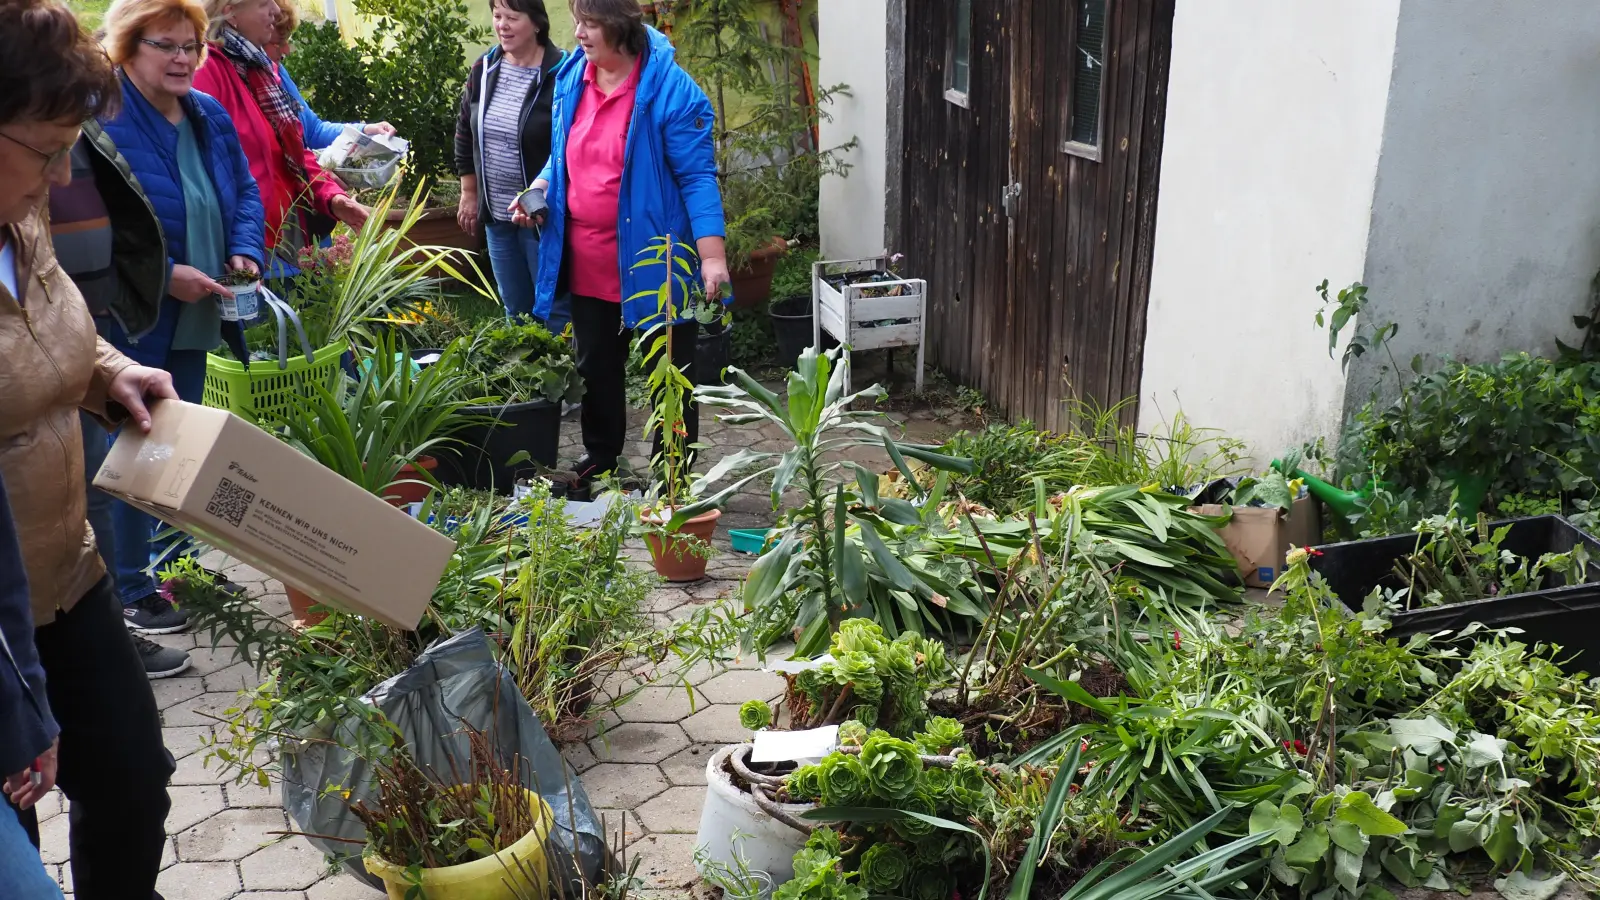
[{"left": 206, "top": 478, "right": 255, "bottom": 527}]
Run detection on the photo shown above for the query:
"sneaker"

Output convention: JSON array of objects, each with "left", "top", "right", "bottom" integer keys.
[
  {"left": 123, "top": 593, "right": 191, "bottom": 635},
  {"left": 561, "top": 401, "right": 582, "bottom": 417},
  {"left": 134, "top": 634, "right": 191, "bottom": 679},
  {"left": 571, "top": 454, "right": 616, "bottom": 482}
]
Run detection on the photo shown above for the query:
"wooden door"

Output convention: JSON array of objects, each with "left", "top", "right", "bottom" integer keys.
[
  {"left": 900, "top": 0, "right": 1012, "bottom": 393},
  {"left": 901, "top": 0, "right": 1175, "bottom": 432}
]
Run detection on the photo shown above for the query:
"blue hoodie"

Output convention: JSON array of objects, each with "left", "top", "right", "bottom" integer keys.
[
  {"left": 0, "top": 472, "right": 57, "bottom": 779},
  {"left": 534, "top": 26, "right": 727, "bottom": 328}
]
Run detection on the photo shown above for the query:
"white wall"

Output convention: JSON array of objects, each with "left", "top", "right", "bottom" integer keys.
[
  {"left": 817, "top": 0, "right": 887, "bottom": 260},
  {"left": 1348, "top": 0, "right": 1600, "bottom": 409},
  {"left": 1137, "top": 1, "right": 1402, "bottom": 463}
]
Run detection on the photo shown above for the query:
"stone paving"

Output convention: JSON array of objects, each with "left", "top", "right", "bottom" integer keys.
[{"left": 37, "top": 379, "right": 970, "bottom": 899}]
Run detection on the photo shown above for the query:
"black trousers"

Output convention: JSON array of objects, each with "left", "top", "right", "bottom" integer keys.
[
  {"left": 17, "top": 577, "right": 174, "bottom": 900},
  {"left": 571, "top": 293, "right": 699, "bottom": 471}
]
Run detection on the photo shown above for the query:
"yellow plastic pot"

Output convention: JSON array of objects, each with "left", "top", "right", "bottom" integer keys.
[{"left": 364, "top": 791, "right": 553, "bottom": 900}]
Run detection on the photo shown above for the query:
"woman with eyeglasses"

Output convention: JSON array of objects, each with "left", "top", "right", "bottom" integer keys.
[
  {"left": 96, "top": 0, "right": 266, "bottom": 635},
  {"left": 1, "top": 0, "right": 181, "bottom": 894},
  {"left": 193, "top": 0, "right": 366, "bottom": 275}
]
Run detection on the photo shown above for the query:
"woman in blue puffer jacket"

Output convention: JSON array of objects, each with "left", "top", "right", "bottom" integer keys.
[
  {"left": 97, "top": 0, "right": 265, "bottom": 628},
  {"left": 517, "top": 0, "right": 728, "bottom": 487}
]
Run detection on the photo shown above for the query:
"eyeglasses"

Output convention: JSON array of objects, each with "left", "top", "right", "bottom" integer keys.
[
  {"left": 139, "top": 38, "right": 204, "bottom": 58},
  {"left": 0, "top": 129, "right": 76, "bottom": 175}
]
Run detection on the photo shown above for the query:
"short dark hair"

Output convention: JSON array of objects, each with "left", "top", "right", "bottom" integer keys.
[
  {"left": 0, "top": 0, "right": 120, "bottom": 127},
  {"left": 570, "top": 0, "right": 647, "bottom": 57},
  {"left": 493, "top": 0, "right": 551, "bottom": 40}
]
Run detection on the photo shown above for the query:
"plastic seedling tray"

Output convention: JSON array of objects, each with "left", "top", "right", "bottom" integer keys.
[
  {"left": 730, "top": 528, "right": 772, "bottom": 555},
  {"left": 1311, "top": 515, "right": 1600, "bottom": 672}
]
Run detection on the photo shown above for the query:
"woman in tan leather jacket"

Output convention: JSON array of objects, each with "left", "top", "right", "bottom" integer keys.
[{"left": 0, "top": 2, "right": 183, "bottom": 895}]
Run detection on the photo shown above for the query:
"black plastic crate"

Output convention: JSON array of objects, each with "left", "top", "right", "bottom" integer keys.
[{"left": 1311, "top": 516, "right": 1600, "bottom": 671}]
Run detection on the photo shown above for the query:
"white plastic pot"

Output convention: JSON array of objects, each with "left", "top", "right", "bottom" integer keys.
[{"left": 694, "top": 744, "right": 812, "bottom": 887}]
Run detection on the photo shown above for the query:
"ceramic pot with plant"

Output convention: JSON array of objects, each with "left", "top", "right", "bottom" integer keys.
[
  {"left": 631, "top": 235, "right": 727, "bottom": 581},
  {"left": 351, "top": 734, "right": 554, "bottom": 900}
]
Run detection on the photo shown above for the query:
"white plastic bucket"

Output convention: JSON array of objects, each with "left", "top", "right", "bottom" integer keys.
[
  {"left": 218, "top": 280, "right": 261, "bottom": 322},
  {"left": 694, "top": 744, "right": 812, "bottom": 887}
]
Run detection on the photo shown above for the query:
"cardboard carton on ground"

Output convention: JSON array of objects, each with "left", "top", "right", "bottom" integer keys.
[
  {"left": 1192, "top": 495, "right": 1321, "bottom": 589},
  {"left": 94, "top": 400, "right": 454, "bottom": 630}
]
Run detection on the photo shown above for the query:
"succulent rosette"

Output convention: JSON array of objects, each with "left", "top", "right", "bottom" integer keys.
[
  {"left": 890, "top": 787, "right": 938, "bottom": 840},
  {"left": 915, "top": 716, "right": 965, "bottom": 754},
  {"left": 785, "top": 763, "right": 823, "bottom": 802},
  {"left": 859, "top": 732, "right": 924, "bottom": 800},
  {"left": 818, "top": 752, "right": 871, "bottom": 807},
  {"left": 838, "top": 720, "right": 869, "bottom": 747},
  {"left": 910, "top": 868, "right": 954, "bottom": 900},
  {"left": 857, "top": 842, "right": 912, "bottom": 894},
  {"left": 739, "top": 699, "right": 773, "bottom": 730}
]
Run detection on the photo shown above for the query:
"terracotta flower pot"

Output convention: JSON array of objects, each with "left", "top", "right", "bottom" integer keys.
[
  {"left": 383, "top": 456, "right": 438, "bottom": 508},
  {"left": 286, "top": 586, "right": 327, "bottom": 627},
  {"left": 729, "top": 237, "right": 789, "bottom": 309},
  {"left": 644, "top": 508, "right": 722, "bottom": 582}
]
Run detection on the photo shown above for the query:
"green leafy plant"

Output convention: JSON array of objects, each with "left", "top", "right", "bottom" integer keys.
[
  {"left": 290, "top": 0, "right": 487, "bottom": 181},
  {"left": 787, "top": 619, "right": 948, "bottom": 737},
  {"left": 669, "top": 0, "right": 856, "bottom": 269},
  {"left": 694, "top": 832, "right": 775, "bottom": 900},
  {"left": 352, "top": 726, "right": 544, "bottom": 872},
  {"left": 271, "top": 333, "right": 484, "bottom": 500},
  {"left": 686, "top": 344, "right": 977, "bottom": 653},
  {"left": 454, "top": 315, "right": 583, "bottom": 405},
  {"left": 628, "top": 235, "right": 724, "bottom": 512},
  {"left": 1367, "top": 515, "right": 1593, "bottom": 612}
]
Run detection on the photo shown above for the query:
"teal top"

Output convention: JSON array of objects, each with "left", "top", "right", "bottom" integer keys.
[{"left": 171, "top": 116, "right": 226, "bottom": 351}]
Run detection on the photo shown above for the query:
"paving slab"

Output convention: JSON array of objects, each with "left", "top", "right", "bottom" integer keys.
[
  {"left": 165, "top": 725, "right": 215, "bottom": 760},
  {"left": 582, "top": 763, "right": 670, "bottom": 809},
  {"left": 659, "top": 744, "right": 718, "bottom": 787},
  {"left": 696, "top": 669, "right": 786, "bottom": 705},
  {"left": 157, "top": 861, "right": 242, "bottom": 900},
  {"left": 167, "top": 785, "right": 228, "bottom": 832},
  {"left": 680, "top": 703, "right": 756, "bottom": 745},
  {"left": 304, "top": 875, "right": 385, "bottom": 899},
  {"left": 615, "top": 686, "right": 706, "bottom": 724},
  {"left": 626, "top": 832, "right": 703, "bottom": 892},
  {"left": 164, "top": 691, "right": 242, "bottom": 728},
  {"left": 151, "top": 677, "right": 207, "bottom": 712},
  {"left": 240, "top": 837, "right": 326, "bottom": 891},
  {"left": 633, "top": 786, "right": 706, "bottom": 834},
  {"left": 176, "top": 807, "right": 288, "bottom": 862}
]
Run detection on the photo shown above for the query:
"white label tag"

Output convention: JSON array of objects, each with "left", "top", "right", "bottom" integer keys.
[{"left": 751, "top": 726, "right": 839, "bottom": 764}]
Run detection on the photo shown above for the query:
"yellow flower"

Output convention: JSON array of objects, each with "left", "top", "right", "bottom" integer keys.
[{"left": 1286, "top": 547, "right": 1310, "bottom": 567}]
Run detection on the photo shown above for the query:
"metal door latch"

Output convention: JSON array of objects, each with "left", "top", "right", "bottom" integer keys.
[{"left": 1002, "top": 183, "right": 1021, "bottom": 217}]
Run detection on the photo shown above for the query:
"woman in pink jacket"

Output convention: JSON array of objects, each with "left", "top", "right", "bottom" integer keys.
[{"left": 193, "top": 0, "right": 366, "bottom": 275}]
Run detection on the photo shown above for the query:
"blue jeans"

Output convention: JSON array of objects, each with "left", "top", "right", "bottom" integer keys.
[
  {"left": 0, "top": 802, "right": 60, "bottom": 900},
  {"left": 109, "top": 348, "right": 207, "bottom": 605},
  {"left": 485, "top": 220, "right": 571, "bottom": 336}
]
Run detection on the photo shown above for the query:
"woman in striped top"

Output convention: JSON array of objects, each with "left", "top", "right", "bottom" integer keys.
[{"left": 454, "top": 0, "right": 569, "bottom": 334}]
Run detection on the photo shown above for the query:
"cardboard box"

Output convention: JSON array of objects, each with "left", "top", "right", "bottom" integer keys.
[
  {"left": 94, "top": 400, "right": 454, "bottom": 630},
  {"left": 1192, "top": 495, "right": 1322, "bottom": 588}
]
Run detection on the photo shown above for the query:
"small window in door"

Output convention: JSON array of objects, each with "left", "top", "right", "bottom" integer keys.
[
  {"left": 1062, "top": 0, "right": 1107, "bottom": 159},
  {"left": 945, "top": 0, "right": 972, "bottom": 108}
]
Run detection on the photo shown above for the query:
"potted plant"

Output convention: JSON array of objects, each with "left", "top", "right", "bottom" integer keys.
[
  {"left": 215, "top": 268, "right": 263, "bottom": 323},
  {"left": 696, "top": 832, "right": 777, "bottom": 900},
  {"left": 420, "top": 315, "right": 583, "bottom": 493},
  {"left": 632, "top": 235, "right": 726, "bottom": 581},
  {"left": 353, "top": 733, "right": 554, "bottom": 900}
]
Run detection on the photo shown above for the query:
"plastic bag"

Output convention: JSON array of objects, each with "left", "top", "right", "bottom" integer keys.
[
  {"left": 317, "top": 124, "right": 409, "bottom": 188},
  {"left": 280, "top": 628, "right": 606, "bottom": 888}
]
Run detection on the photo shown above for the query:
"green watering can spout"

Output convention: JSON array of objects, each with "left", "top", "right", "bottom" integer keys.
[{"left": 1269, "top": 458, "right": 1367, "bottom": 521}]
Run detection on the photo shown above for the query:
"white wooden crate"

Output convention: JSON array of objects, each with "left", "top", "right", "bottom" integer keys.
[{"left": 812, "top": 255, "right": 926, "bottom": 392}]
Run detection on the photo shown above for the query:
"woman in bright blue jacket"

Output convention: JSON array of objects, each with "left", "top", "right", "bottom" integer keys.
[
  {"left": 98, "top": 0, "right": 265, "bottom": 627},
  {"left": 519, "top": 0, "right": 728, "bottom": 486}
]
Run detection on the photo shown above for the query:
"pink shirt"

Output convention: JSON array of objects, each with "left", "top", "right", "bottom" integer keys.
[{"left": 565, "top": 59, "right": 641, "bottom": 302}]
